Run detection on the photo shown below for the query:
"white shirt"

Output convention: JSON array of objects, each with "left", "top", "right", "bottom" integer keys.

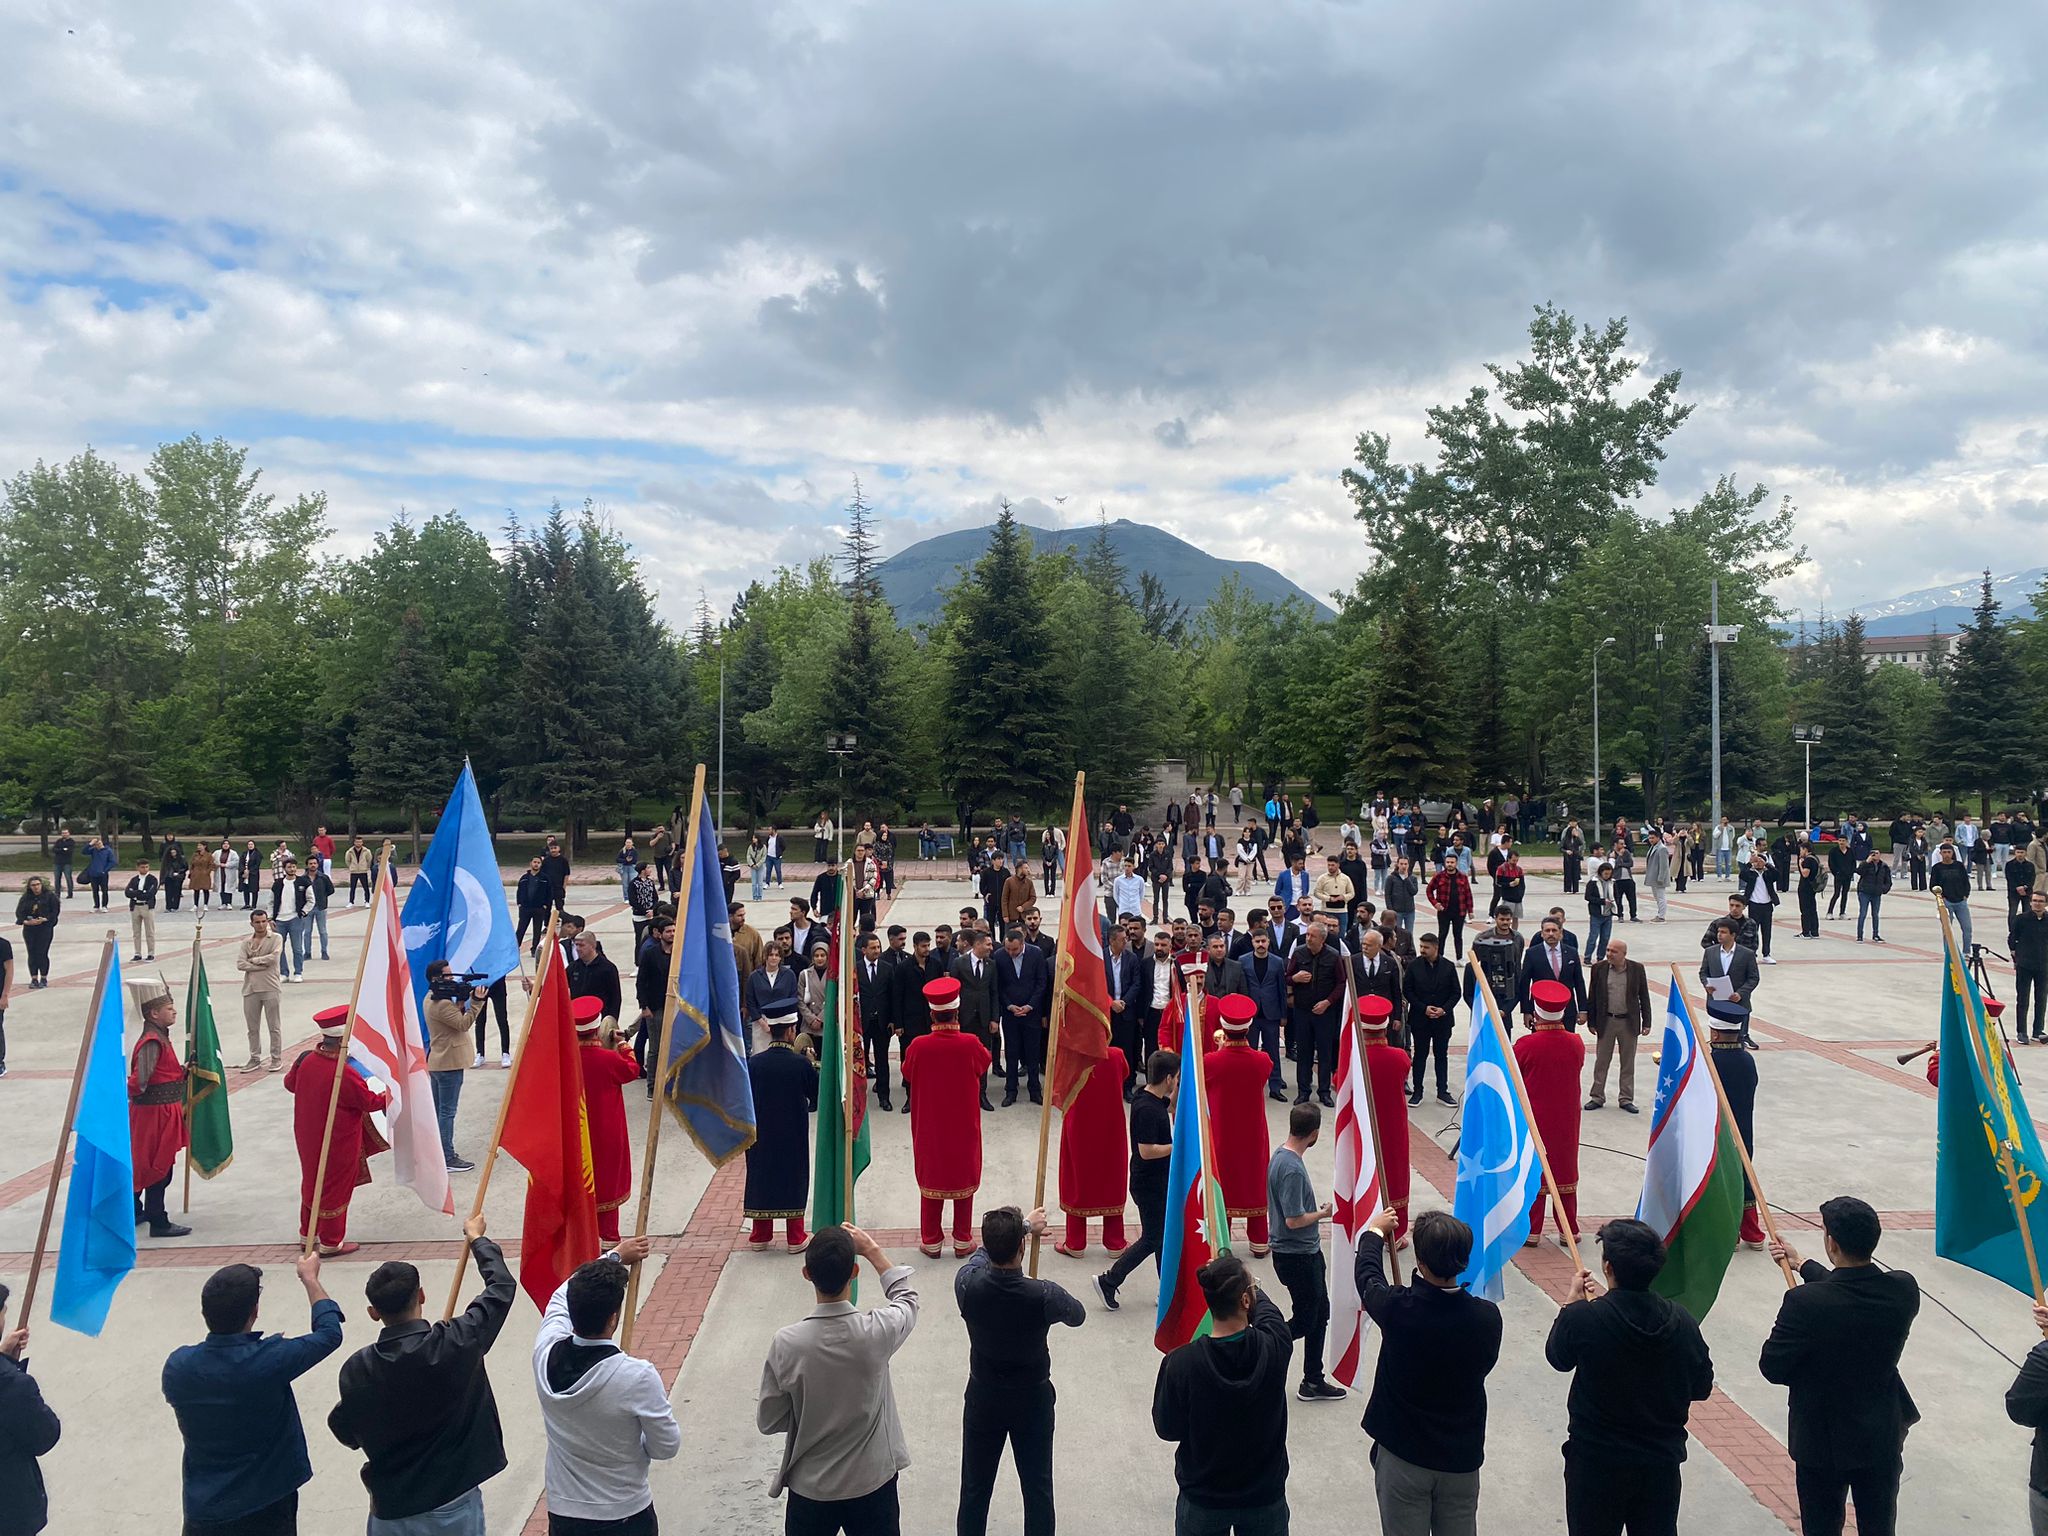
[
  {"left": 1748, "top": 872, "right": 1773, "bottom": 905},
  {"left": 1151, "top": 960, "right": 1172, "bottom": 1008}
]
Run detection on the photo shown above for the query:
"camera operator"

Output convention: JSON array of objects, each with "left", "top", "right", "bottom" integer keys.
[{"left": 423, "top": 961, "right": 480, "bottom": 1172}]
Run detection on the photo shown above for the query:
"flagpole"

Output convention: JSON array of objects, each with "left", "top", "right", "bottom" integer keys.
[
  {"left": 1464, "top": 958, "right": 1586, "bottom": 1275},
  {"left": 840, "top": 884, "right": 856, "bottom": 1228},
  {"left": 303, "top": 851, "right": 390, "bottom": 1257},
  {"left": 1182, "top": 968, "right": 1227, "bottom": 1251},
  {"left": 1352, "top": 1012, "right": 1403, "bottom": 1284},
  {"left": 621, "top": 764, "right": 708, "bottom": 1352},
  {"left": 1937, "top": 905, "right": 2047, "bottom": 1307},
  {"left": 183, "top": 916, "right": 203, "bottom": 1213},
  {"left": 441, "top": 910, "right": 559, "bottom": 1320},
  {"left": 1028, "top": 773, "right": 1085, "bottom": 1278},
  {"left": 1669, "top": 966, "right": 1797, "bottom": 1290},
  {"left": 19, "top": 934, "right": 115, "bottom": 1325}
]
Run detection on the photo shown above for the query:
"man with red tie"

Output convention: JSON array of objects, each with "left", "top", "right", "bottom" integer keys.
[
  {"left": 1055, "top": 1040, "right": 1131, "bottom": 1254},
  {"left": 573, "top": 994, "right": 640, "bottom": 1242},
  {"left": 901, "top": 976, "right": 993, "bottom": 1257},
  {"left": 1204, "top": 992, "right": 1275, "bottom": 1255},
  {"left": 284, "top": 1005, "right": 389, "bottom": 1256},
  {"left": 1357, "top": 993, "right": 1413, "bottom": 1244},
  {"left": 1516, "top": 979, "right": 1586, "bottom": 1247}
]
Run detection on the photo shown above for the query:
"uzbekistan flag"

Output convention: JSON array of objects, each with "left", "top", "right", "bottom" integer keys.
[
  {"left": 1638, "top": 977, "right": 1744, "bottom": 1320},
  {"left": 1325, "top": 974, "right": 1384, "bottom": 1387},
  {"left": 1154, "top": 977, "right": 1230, "bottom": 1352}
]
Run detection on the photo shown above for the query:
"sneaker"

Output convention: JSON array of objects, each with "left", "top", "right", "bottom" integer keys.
[
  {"left": 1436, "top": 1088, "right": 1458, "bottom": 1106},
  {"left": 445, "top": 1156, "right": 477, "bottom": 1172},
  {"left": 500, "top": 1053, "right": 512, "bottom": 1068},
  {"left": 267, "top": 1057, "right": 282, "bottom": 1071},
  {"left": 1761, "top": 955, "right": 1776, "bottom": 964},
  {"left": 473, "top": 1053, "right": 485, "bottom": 1068},
  {"left": 1092, "top": 1273, "right": 1120, "bottom": 1311},
  {"left": 0, "top": 1063, "right": 8, "bottom": 1078},
  {"left": 1296, "top": 1381, "right": 1347, "bottom": 1402},
  {"left": 1407, "top": 1089, "right": 1423, "bottom": 1106},
  {"left": 238, "top": 1056, "right": 263, "bottom": 1073}
]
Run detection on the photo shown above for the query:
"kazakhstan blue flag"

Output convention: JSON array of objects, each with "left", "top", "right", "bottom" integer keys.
[
  {"left": 1935, "top": 917, "right": 2048, "bottom": 1295},
  {"left": 662, "top": 797, "right": 757, "bottom": 1166},
  {"left": 400, "top": 760, "right": 520, "bottom": 1032},
  {"left": 1452, "top": 985, "right": 1542, "bottom": 1301},
  {"left": 52, "top": 944, "right": 137, "bottom": 1336}
]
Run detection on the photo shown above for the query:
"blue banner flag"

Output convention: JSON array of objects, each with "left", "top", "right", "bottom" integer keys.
[
  {"left": 662, "top": 796, "right": 757, "bottom": 1166},
  {"left": 400, "top": 760, "right": 520, "bottom": 1030},
  {"left": 1452, "top": 985, "right": 1542, "bottom": 1301},
  {"left": 1935, "top": 916, "right": 2048, "bottom": 1295},
  {"left": 52, "top": 945, "right": 137, "bottom": 1336}
]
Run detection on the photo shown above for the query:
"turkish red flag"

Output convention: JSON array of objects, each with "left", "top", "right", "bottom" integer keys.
[
  {"left": 1049, "top": 779, "right": 1114, "bottom": 1110},
  {"left": 498, "top": 953, "right": 602, "bottom": 1311}
]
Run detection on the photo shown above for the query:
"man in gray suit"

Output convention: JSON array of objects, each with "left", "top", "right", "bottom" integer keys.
[{"left": 1699, "top": 919, "right": 1761, "bottom": 1038}]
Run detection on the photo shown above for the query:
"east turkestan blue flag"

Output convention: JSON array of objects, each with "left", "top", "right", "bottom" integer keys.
[
  {"left": 1452, "top": 983, "right": 1543, "bottom": 1301},
  {"left": 400, "top": 760, "right": 520, "bottom": 1031},
  {"left": 52, "top": 944, "right": 137, "bottom": 1336},
  {"left": 662, "top": 797, "right": 757, "bottom": 1166}
]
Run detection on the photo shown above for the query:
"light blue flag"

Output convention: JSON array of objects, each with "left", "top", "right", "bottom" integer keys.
[
  {"left": 400, "top": 760, "right": 520, "bottom": 1032},
  {"left": 1452, "top": 985, "right": 1542, "bottom": 1301},
  {"left": 52, "top": 945, "right": 137, "bottom": 1336},
  {"left": 662, "top": 796, "right": 758, "bottom": 1166}
]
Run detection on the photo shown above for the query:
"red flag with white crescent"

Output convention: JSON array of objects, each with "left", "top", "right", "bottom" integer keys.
[{"left": 1048, "top": 778, "right": 1113, "bottom": 1110}]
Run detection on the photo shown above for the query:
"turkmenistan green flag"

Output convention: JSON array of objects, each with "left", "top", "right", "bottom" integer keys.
[
  {"left": 185, "top": 940, "right": 234, "bottom": 1179},
  {"left": 811, "top": 905, "right": 869, "bottom": 1237}
]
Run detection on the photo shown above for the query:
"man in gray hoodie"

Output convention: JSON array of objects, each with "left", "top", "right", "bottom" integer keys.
[{"left": 532, "top": 1235, "right": 680, "bottom": 1533}]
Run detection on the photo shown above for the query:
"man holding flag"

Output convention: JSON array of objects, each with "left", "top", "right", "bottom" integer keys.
[
  {"left": 1452, "top": 972, "right": 1545, "bottom": 1299},
  {"left": 127, "top": 976, "right": 192, "bottom": 1240},
  {"left": 1325, "top": 992, "right": 1400, "bottom": 1393},
  {"left": 51, "top": 943, "right": 138, "bottom": 1336},
  {"left": 284, "top": 1009, "right": 389, "bottom": 1256},
  {"left": 1637, "top": 978, "right": 1745, "bottom": 1321},
  {"left": 658, "top": 792, "right": 757, "bottom": 1168},
  {"left": 400, "top": 761, "right": 520, "bottom": 1030},
  {"left": 498, "top": 955, "right": 602, "bottom": 1311}
]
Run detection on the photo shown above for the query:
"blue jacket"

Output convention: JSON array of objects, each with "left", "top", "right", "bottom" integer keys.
[
  {"left": 1104, "top": 946, "right": 1144, "bottom": 1017},
  {"left": 995, "top": 943, "right": 1050, "bottom": 1020},
  {"left": 83, "top": 845, "right": 117, "bottom": 881},
  {"left": 0, "top": 1353, "right": 59, "bottom": 1536},
  {"left": 162, "top": 1298, "right": 345, "bottom": 1524},
  {"left": 1240, "top": 948, "right": 1288, "bottom": 1023}
]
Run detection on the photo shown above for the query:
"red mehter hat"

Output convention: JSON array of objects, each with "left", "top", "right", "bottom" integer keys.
[
  {"left": 313, "top": 1004, "right": 350, "bottom": 1040},
  {"left": 1530, "top": 980, "right": 1572, "bottom": 1021},
  {"left": 1356, "top": 994, "right": 1394, "bottom": 1027},
  {"left": 1216, "top": 993, "right": 1257, "bottom": 1032},
  {"left": 571, "top": 995, "right": 605, "bottom": 1031},
  {"left": 923, "top": 976, "right": 962, "bottom": 1013}
]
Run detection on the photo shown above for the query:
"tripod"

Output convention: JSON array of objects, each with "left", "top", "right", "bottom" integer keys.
[{"left": 1969, "top": 942, "right": 2025, "bottom": 1081}]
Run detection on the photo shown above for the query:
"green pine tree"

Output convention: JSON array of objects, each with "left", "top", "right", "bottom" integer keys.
[
  {"left": 350, "top": 611, "right": 459, "bottom": 857},
  {"left": 1672, "top": 638, "right": 1773, "bottom": 815},
  {"left": 1929, "top": 573, "right": 2034, "bottom": 817},
  {"left": 1804, "top": 615, "right": 1894, "bottom": 813},
  {"left": 1353, "top": 584, "right": 1467, "bottom": 799}
]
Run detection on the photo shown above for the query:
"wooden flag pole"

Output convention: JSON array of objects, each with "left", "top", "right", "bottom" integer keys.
[
  {"left": 1937, "top": 905, "right": 2047, "bottom": 1307},
  {"left": 1465, "top": 959, "right": 1586, "bottom": 1275},
  {"left": 1181, "top": 968, "right": 1229, "bottom": 1251},
  {"left": 1352, "top": 1012, "right": 1403, "bottom": 1285},
  {"left": 19, "top": 934, "right": 116, "bottom": 1324},
  {"left": 302, "top": 854, "right": 389, "bottom": 1257},
  {"left": 183, "top": 917, "right": 203, "bottom": 1213},
  {"left": 621, "top": 765, "right": 708, "bottom": 1351},
  {"left": 840, "top": 876, "right": 856, "bottom": 1229},
  {"left": 441, "top": 910, "right": 559, "bottom": 1320},
  {"left": 1027, "top": 773, "right": 1085, "bottom": 1278},
  {"left": 1670, "top": 966, "right": 1797, "bottom": 1290}
]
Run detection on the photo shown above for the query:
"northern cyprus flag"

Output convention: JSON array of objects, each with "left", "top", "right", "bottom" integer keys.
[
  {"left": 349, "top": 868, "right": 454, "bottom": 1216},
  {"left": 1637, "top": 977, "right": 1743, "bottom": 1320},
  {"left": 1325, "top": 972, "right": 1385, "bottom": 1388}
]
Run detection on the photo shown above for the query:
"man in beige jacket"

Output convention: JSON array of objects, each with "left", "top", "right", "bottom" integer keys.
[{"left": 236, "top": 908, "right": 285, "bottom": 1071}]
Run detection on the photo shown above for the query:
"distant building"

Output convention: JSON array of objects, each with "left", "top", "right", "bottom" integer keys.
[{"left": 1860, "top": 633, "right": 1950, "bottom": 673}]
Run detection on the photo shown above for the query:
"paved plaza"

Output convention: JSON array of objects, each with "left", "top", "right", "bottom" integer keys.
[{"left": 0, "top": 867, "right": 2037, "bottom": 1533}]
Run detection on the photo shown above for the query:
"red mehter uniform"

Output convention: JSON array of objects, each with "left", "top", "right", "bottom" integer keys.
[
  {"left": 128, "top": 1020, "right": 188, "bottom": 1191},
  {"left": 1056, "top": 1044, "right": 1130, "bottom": 1253},
  {"left": 285, "top": 1010, "right": 389, "bottom": 1252},
  {"left": 1515, "top": 979, "right": 1585, "bottom": 1243},
  {"left": 901, "top": 978, "right": 992, "bottom": 1256},
  {"left": 1204, "top": 993, "right": 1274, "bottom": 1253},
  {"left": 1358, "top": 994, "right": 1413, "bottom": 1242},
  {"left": 573, "top": 995, "right": 639, "bottom": 1243}
]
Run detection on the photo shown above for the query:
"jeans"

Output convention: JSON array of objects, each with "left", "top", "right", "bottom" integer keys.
[
  {"left": 752, "top": 865, "right": 766, "bottom": 900},
  {"left": 1944, "top": 897, "right": 1974, "bottom": 950},
  {"left": 1587, "top": 914, "right": 1613, "bottom": 963},
  {"left": 1373, "top": 1445, "right": 1478, "bottom": 1536},
  {"left": 90, "top": 875, "right": 109, "bottom": 910},
  {"left": 958, "top": 1380, "right": 1054, "bottom": 1536},
  {"left": 1270, "top": 1249, "right": 1329, "bottom": 1386},
  {"left": 1857, "top": 891, "right": 1882, "bottom": 939},
  {"left": 310, "top": 906, "right": 330, "bottom": 958},
  {"left": 53, "top": 858, "right": 73, "bottom": 898},
  {"left": 1174, "top": 1495, "right": 1288, "bottom": 1536},
  {"left": 276, "top": 916, "right": 307, "bottom": 976},
  {"left": 1563, "top": 1448, "right": 1680, "bottom": 1536},
  {"left": 766, "top": 853, "right": 784, "bottom": 885},
  {"left": 1793, "top": 1454, "right": 1900, "bottom": 1536},
  {"left": 1435, "top": 909, "right": 1465, "bottom": 959},
  {"left": 1715, "top": 848, "right": 1732, "bottom": 878},
  {"left": 369, "top": 1486, "right": 485, "bottom": 1536},
  {"left": 430, "top": 1068, "right": 464, "bottom": 1159},
  {"left": 786, "top": 1477, "right": 899, "bottom": 1535}
]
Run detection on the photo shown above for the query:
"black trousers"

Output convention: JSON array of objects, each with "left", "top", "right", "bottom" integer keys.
[
  {"left": 138, "top": 1171, "right": 173, "bottom": 1226},
  {"left": 185, "top": 1488, "right": 299, "bottom": 1536},
  {"left": 1563, "top": 1449, "right": 1680, "bottom": 1536},
  {"left": 1105, "top": 1190, "right": 1166, "bottom": 1286},
  {"left": 1435, "top": 909, "right": 1465, "bottom": 959},
  {"left": 349, "top": 871, "right": 372, "bottom": 902},
  {"left": 1616, "top": 878, "right": 1638, "bottom": 919},
  {"left": 1798, "top": 891, "right": 1820, "bottom": 936},
  {"left": 551, "top": 1502, "right": 656, "bottom": 1535},
  {"left": 24, "top": 925, "right": 52, "bottom": 979},
  {"left": 90, "top": 876, "right": 110, "bottom": 910},
  {"left": 1409, "top": 1014, "right": 1453, "bottom": 1094},
  {"left": 1002, "top": 1014, "right": 1043, "bottom": 1096},
  {"left": 1563, "top": 852, "right": 1582, "bottom": 893},
  {"left": 864, "top": 1022, "right": 895, "bottom": 1101},
  {"left": 787, "top": 1476, "right": 900, "bottom": 1536},
  {"left": 0, "top": 1008, "right": 7, "bottom": 1070},
  {"left": 1270, "top": 1249, "right": 1329, "bottom": 1386},
  {"left": 1754, "top": 905, "right": 1774, "bottom": 957},
  {"left": 474, "top": 980, "right": 511, "bottom": 1055},
  {"left": 1794, "top": 1456, "right": 1900, "bottom": 1536},
  {"left": 2019, "top": 967, "right": 2048, "bottom": 1039},
  {"left": 1293, "top": 1003, "right": 1337, "bottom": 1097},
  {"left": 1828, "top": 874, "right": 1852, "bottom": 917},
  {"left": 1112, "top": 1010, "right": 1143, "bottom": 1093},
  {"left": 958, "top": 1379, "right": 1055, "bottom": 1536}
]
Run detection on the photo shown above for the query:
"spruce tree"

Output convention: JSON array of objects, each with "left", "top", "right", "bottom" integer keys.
[
  {"left": 823, "top": 479, "right": 910, "bottom": 814},
  {"left": 350, "top": 611, "right": 458, "bottom": 857},
  {"left": 1672, "top": 638, "right": 1771, "bottom": 814},
  {"left": 1930, "top": 573, "right": 2033, "bottom": 817},
  {"left": 1354, "top": 583, "right": 1467, "bottom": 799},
  {"left": 1806, "top": 614, "right": 1892, "bottom": 813},
  {"left": 1464, "top": 608, "right": 1517, "bottom": 795},
  {"left": 1063, "top": 511, "right": 1154, "bottom": 808}
]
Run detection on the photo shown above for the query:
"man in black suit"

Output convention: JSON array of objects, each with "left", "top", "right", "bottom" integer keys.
[
  {"left": 1519, "top": 914, "right": 1589, "bottom": 1028},
  {"left": 1240, "top": 928, "right": 1289, "bottom": 1102},
  {"left": 1760, "top": 1197, "right": 1921, "bottom": 1536},
  {"left": 1350, "top": 926, "right": 1404, "bottom": 1049},
  {"left": 952, "top": 929, "right": 1000, "bottom": 1111},
  {"left": 1264, "top": 896, "right": 1302, "bottom": 963},
  {"left": 1103, "top": 924, "right": 1146, "bottom": 1097},
  {"left": 1404, "top": 931, "right": 1462, "bottom": 1106},
  {"left": 1202, "top": 931, "right": 1245, "bottom": 1002},
  {"left": 891, "top": 931, "right": 951, "bottom": 1108},
  {"left": 853, "top": 932, "right": 896, "bottom": 1111},
  {"left": 1021, "top": 905, "right": 1058, "bottom": 965},
  {"left": 1136, "top": 929, "right": 1178, "bottom": 1066},
  {"left": 995, "top": 925, "right": 1051, "bottom": 1105}
]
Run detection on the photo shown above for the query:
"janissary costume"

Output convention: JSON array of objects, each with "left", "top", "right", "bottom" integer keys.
[
  {"left": 900, "top": 977, "right": 992, "bottom": 1257},
  {"left": 745, "top": 1000, "right": 818, "bottom": 1249},
  {"left": 1204, "top": 992, "right": 1274, "bottom": 1254},
  {"left": 574, "top": 994, "right": 640, "bottom": 1243},
  {"left": 127, "top": 976, "right": 191, "bottom": 1238},
  {"left": 1711, "top": 1002, "right": 1770, "bottom": 1248},
  {"left": 1516, "top": 980, "right": 1586, "bottom": 1245},
  {"left": 1055, "top": 1042, "right": 1130, "bottom": 1254},
  {"left": 283, "top": 1005, "right": 388, "bottom": 1255},
  {"left": 1357, "top": 994, "right": 1412, "bottom": 1243}
]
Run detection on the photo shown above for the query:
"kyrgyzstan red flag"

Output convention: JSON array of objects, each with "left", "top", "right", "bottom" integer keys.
[
  {"left": 498, "top": 951, "right": 601, "bottom": 1310},
  {"left": 1048, "top": 775, "right": 1114, "bottom": 1110}
]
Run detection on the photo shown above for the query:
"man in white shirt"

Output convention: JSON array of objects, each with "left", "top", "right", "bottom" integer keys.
[
  {"left": 533, "top": 1236, "right": 679, "bottom": 1533},
  {"left": 1112, "top": 864, "right": 1148, "bottom": 927}
]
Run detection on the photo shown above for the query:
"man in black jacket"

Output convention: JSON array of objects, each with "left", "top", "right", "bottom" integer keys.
[
  {"left": 0, "top": 1280, "right": 60, "bottom": 1536},
  {"left": 2013, "top": 890, "right": 2048, "bottom": 1045},
  {"left": 632, "top": 914, "right": 676, "bottom": 1097},
  {"left": 1286, "top": 922, "right": 1347, "bottom": 1108},
  {"left": 329, "top": 1214, "right": 516, "bottom": 1530},
  {"left": 1546, "top": 1218, "right": 1714, "bottom": 1533},
  {"left": 854, "top": 932, "right": 897, "bottom": 1111},
  {"left": 952, "top": 930, "right": 1001, "bottom": 1112},
  {"left": 1102, "top": 924, "right": 1147, "bottom": 1097},
  {"left": 1760, "top": 1197, "right": 1920, "bottom": 1536},
  {"left": 2005, "top": 1298, "right": 2048, "bottom": 1536},
  {"left": 1202, "top": 931, "right": 1246, "bottom": 1002},
  {"left": 1152, "top": 1253, "right": 1293, "bottom": 1534},
  {"left": 1404, "top": 932, "right": 1462, "bottom": 1107},
  {"left": 1357, "top": 1206, "right": 1501, "bottom": 1534},
  {"left": 995, "top": 927, "right": 1051, "bottom": 1107},
  {"left": 538, "top": 836, "right": 571, "bottom": 913},
  {"left": 1350, "top": 927, "right": 1404, "bottom": 1048}
]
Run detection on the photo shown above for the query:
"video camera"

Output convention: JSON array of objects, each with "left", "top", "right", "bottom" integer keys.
[{"left": 427, "top": 969, "right": 489, "bottom": 1002}]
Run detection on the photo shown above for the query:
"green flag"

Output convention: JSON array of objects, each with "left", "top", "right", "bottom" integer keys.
[
  {"left": 185, "top": 944, "right": 234, "bottom": 1179},
  {"left": 811, "top": 909, "right": 869, "bottom": 1234}
]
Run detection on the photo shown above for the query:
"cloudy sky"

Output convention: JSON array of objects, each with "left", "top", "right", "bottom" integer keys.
[{"left": 3, "top": 0, "right": 2044, "bottom": 622}]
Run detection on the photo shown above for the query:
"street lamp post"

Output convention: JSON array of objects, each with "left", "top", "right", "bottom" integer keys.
[
  {"left": 1592, "top": 636, "right": 1616, "bottom": 838},
  {"left": 1793, "top": 725, "right": 1824, "bottom": 831},
  {"left": 1654, "top": 628, "right": 1667, "bottom": 824},
  {"left": 1705, "top": 580, "right": 1740, "bottom": 830},
  {"left": 825, "top": 733, "right": 857, "bottom": 865}
]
